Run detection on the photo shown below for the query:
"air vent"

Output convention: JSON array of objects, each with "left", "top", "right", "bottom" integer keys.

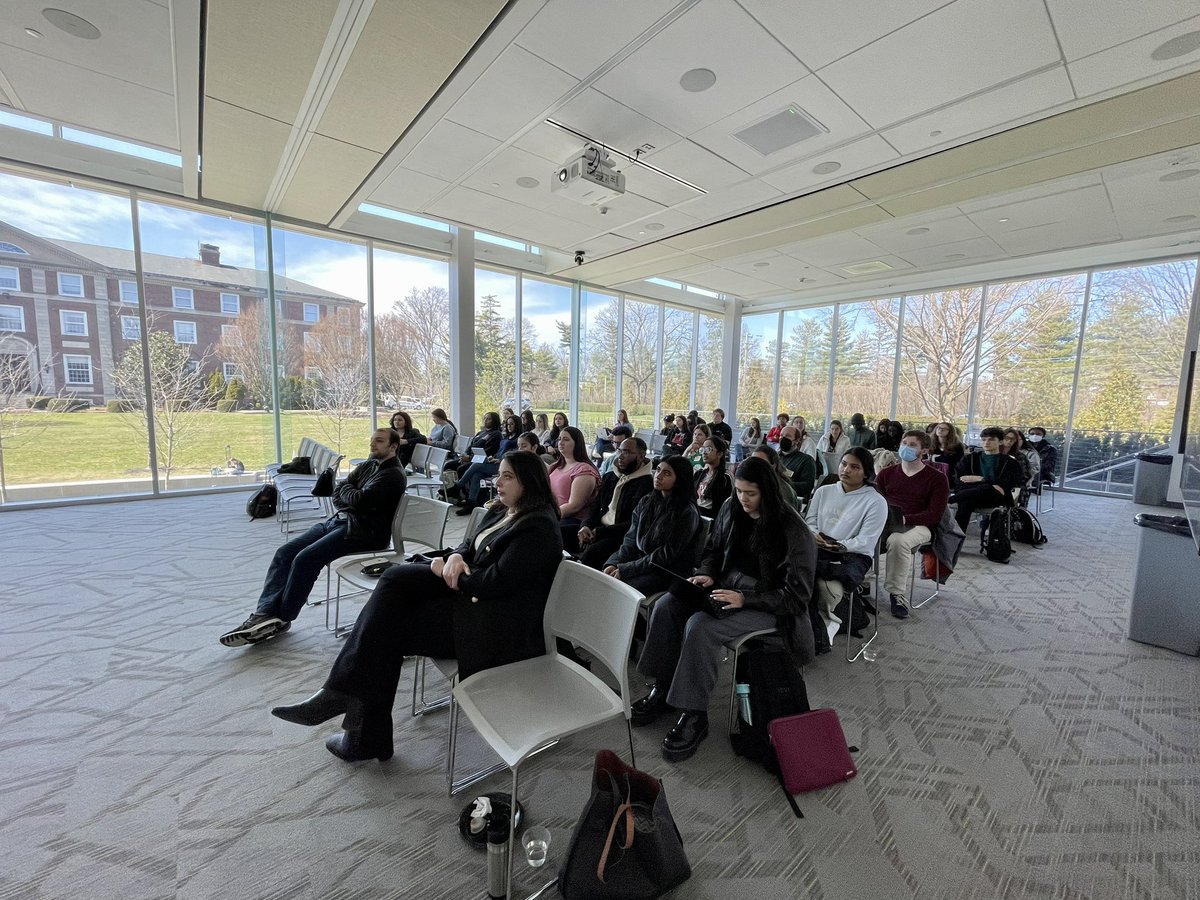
[
  {"left": 732, "top": 105, "right": 827, "bottom": 157},
  {"left": 841, "top": 260, "right": 894, "bottom": 276}
]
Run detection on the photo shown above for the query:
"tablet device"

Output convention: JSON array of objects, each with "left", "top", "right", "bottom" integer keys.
[
  {"left": 650, "top": 562, "right": 736, "bottom": 618},
  {"left": 470, "top": 447, "right": 487, "bottom": 462}
]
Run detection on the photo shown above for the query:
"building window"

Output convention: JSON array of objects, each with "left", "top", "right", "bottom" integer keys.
[
  {"left": 119, "top": 280, "right": 139, "bottom": 303},
  {"left": 60, "top": 309, "right": 89, "bottom": 336},
  {"left": 0, "top": 266, "right": 18, "bottom": 290},
  {"left": 172, "top": 287, "right": 194, "bottom": 309},
  {"left": 121, "top": 316, "right": 141, "bottom": 340},
  {"left": 184, "top": 360, "right": 200, "bottom": 375},
  {"left": 174, "top": 320, "right": 197, "bottom": 344},
  {"left": 0, "top": 304, "right": 25, "bottom": 331},
  {"left": 64, "top": 354, "right": 93, "bottom": 385},
  {"left": 221, "top": 324, "right": 236, "bottom": 340},
  {"left": 221, "top": 292, "right": 240, "bottom": 315},
  {"left": 275, "top": 298, "right": 284, "bottom": 318},
  {"left": 0, "top": 241, "right": 30, "bottom": 255},
  {"left": 303, "top": 302, "right": 319, "bottom": 323},
  {"left": 302, "top": 331, "right": 316, "bottom": 349},
  {"left": 58, "top": 273, "right": 84, "bottom": 297},
  {"left": 304, "top": 366, "right": 322, "bottom": 381},
  {"left": 222, "top": 362, "right": 238, "bottom": 379}
]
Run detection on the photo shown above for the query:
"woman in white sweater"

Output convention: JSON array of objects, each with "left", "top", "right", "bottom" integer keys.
[
  {"left": 816, "top": 419, "right": 851, "bottom": 477},
  {"left": 804, "top": 447, "right": 888, "bottom": 649}
]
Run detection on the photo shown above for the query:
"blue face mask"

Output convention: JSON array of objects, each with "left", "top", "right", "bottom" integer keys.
[{"left": 898, "top": 445, "right": 920, "bottom": 462}]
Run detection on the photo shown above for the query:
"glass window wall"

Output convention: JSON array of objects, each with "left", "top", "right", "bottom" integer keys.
[
  {"left": 474, "top": 267, "right": 518, "bottom": 424},
  {"left": 578, "top": 289, "right": 618, "bottom": 437},
  {"left": 620, "top": 297, "right": 659, "bottom": 430},
  {"left": 694, "top": 312, "right": 724, "bottom": 417},
  {"left": 779, "top": 307, "right": 833, "bottom": 433},
  {"left": 737, "top": 312, "right": 780, "bottom": 430},
  {"left": 832, "top": 298, "right": 898, "bottom": 427},
  {"left": 894, "top": 288, "right": 982, "bottom": 429},
  {"left": 660, "top": 306, "right": 694, "bottom": 424},
  {"left": 520, "top": 276, "right": 572, "bottom": 427}
]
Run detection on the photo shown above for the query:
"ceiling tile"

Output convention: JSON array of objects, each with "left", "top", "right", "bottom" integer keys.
[
  {"left": 992, "top": 216, "right": 1123, "bottom": 256},
  {"left": 959, "top": 178, "right": 1108, "bottom": 227},
  {"left": 963, "top": 183, "right": 1119, "bottom": 251},
  {"left": 370, "top": 167, "right": 452, "bottom": 211},
  {"left": 881, "top": 67, "right": 1076, "bottom": 155},
  {"left": 513, "top": 121, "right": 589, "bottom": 165},
  {"left": 642, "top": 140, "right": 749, "bottom": 192},
  {"left": 857, "top": 212, "right": 987, "bottom": 255},
  {"left": 548, "top": 88, "right": 682, "bottom": 158},
  {"left": 780, "top": 232, "right": 890, "bottom": 267},
  {"left": 1067, "top": 15, "right": 1200, "bottom": 98},
  {"left": 201, "top": 100, "right": 291, "bottom": 208},
  {"left": 1104, "top": 157, "right": 1200, "bottom": 236},
  {"left": 760, "top": 134, "right": 898, "bottom": 194},
  {"left": 896, "top": 234, "right": 1007, "bottom": 267},
  {"left": 610, "top": 207, "right": 699, "bottom": 242},
  {"left": 593, "top": 0, "right": 809, "bottom": 135},
  {"left": 446, "top": 45, "right": 579, "bottom": 141},
  {"left": 402, "top": 119, "right": 500, "bottom": 182},
  {"left": 818, "top": 0, "right": 1062, "bottom": 128},
  {"left": 689, "top": 74, "right": 873, "bottom": 175},
  {"left": 1045, "top": 0, "right": 1200, "bottom": 61},
  {"left": 674, "top": 180, "right": 784, "bottom": 222},
  {"left": 514, "top": 0, "right": 679, "bottom": 79},
  {"left": 427, "top": 186, "right": 596, "bottom": 250},
  {"left": 279, "top": 134, "right": 380, "bottom": 223}
]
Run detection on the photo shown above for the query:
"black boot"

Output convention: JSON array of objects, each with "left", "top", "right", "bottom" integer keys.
[
  {"left": 271, "top": 688, "right": 356, "bottom": 726},
  {"left": 630, "top": 683, "right": 672, "bottom": 726},
  {"left": 661, "top": 711, "right": 708, "bottom": 762},
  {"left": 325, "top": 710, "right": 393, "bottom": 763}
]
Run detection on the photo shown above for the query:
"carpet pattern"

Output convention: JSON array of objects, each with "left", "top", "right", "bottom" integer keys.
[{"left": 0, "top": 492, "right": 1197, "bottom": 899}]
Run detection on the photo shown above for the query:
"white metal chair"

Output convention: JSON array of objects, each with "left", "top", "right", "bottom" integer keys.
[
  {"left": 407, "top": 446, "right": 450, "bottom": 496},
  {"left": 454, "top": 434, "right": 471, "bottom": 455},
  {"left": 265, "top": 437, "right": 317, "bottom": 479},
  {"left": 327, "top": 494, "right": 452, "bottom": 635},
  {"left": 277, "top": 447, "right": 342, "bottom": 535},
  {"left": 407, "top": 442, "right": 430, "bottom": 475},
  {"left": 449, "top": 560, "right": 644, "bottom": 900}
]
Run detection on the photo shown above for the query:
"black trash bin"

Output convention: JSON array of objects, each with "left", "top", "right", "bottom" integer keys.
[{"left": 1132, "top": 453, "right": 1171, "bottom": 506}]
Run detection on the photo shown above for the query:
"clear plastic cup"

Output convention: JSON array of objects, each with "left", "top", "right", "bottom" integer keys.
[{"left": 523, "top": 825, "right": 551, "bottom": 868}]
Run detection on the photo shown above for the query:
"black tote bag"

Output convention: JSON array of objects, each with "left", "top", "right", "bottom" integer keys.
[{"left": 558, "top": 750, "right": 691, "bottom": 900}]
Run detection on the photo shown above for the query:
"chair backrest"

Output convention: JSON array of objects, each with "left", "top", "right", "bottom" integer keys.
[
  {"left": 297, "top": 436, "right": 317, "bottom": 459},
  {"left": 696, "top": 515, "right": 712, "bottom": 550},
  {"left": 463, "top": 504, "right": 490, "bottom": 542},
  {"left": 543, "top": 561, "right": 644, "bottom": 711},
  {"left": 635, "top": 428, "right": 654, "bottom": 445},
  {"left": 426, "top": 446, "right": 450, "bottom": 477},
  {"left": 649, "top": 432, "right": 666, "bottom": 453},
  {"left": 396, "top": 494, "right": 452, "bottom": 555},
  {"left": 409, "top": 442, "right": 431, "bottom": 474},
  {"left": 454, "top": 434, "right": 471, "bottom": 454}
]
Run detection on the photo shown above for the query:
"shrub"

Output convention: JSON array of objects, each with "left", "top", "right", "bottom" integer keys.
[
  {"left": 278, "top": 375, "right": 308, "bottom": 410},
  {"left": 205, "top": 371, "right": 227, "bottom": 404},
  {"left": 106, "top": 399, "right": 139, "bottom": 413},
  {"left": 216, "top": 399, "right": 240, "bottom": 413},
  {"left": 26, "top": 396, "right": 53, "bottom": 410},
  {"left": 48, "top": 398, "right": 91, "bottom": 412},
  {"left": 224, "top": 377, "right": 247, "bottom": 403}
]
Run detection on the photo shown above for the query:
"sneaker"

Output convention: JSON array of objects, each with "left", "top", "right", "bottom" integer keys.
[
  {"left": 219, "top": 614, "right": 288, "bottom": 647},
  {"left": 889, "top": 595, "right": 909, "bottom": 620}
]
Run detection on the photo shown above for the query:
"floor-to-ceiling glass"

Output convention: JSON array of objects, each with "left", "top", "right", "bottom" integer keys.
[
  {"left": 660, "top": 306, "right": 695, "bottom": 424},
  {"left": 694, "top": 312, "right": 724, "bottom": 416},
  {"left": 620, "top": 297, "right": 659, "bottom": 430},
  {"left": 737, "top": 312, "right": 779, "bottom": 430},
  {"left": 778, "top": 307, "right": 833, "bottom": 433},
  {"left": 832, "top": 298, "right": 899, "bottom": 428},
  {"left": 578, "top": 288, "right": 618, "bottom": 437},
  {"left": 372, "top": 246, "right": 451, "bottom": 434},
  {"left": 474, "top": 267, "right": 518, "bottom": 423},
  {"left": 520, "top": 276, "right": 572, "bottom": 426},
  {"left": 894, "top": 288, "right": 982, "bottom": 429},
  {"left": 1067, "top": 259, "right": 1197, "bottom": 494}
]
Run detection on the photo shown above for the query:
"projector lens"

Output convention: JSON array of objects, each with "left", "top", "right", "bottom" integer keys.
[{"left": 557, "top": 168, "right": 568, "bottom": 182}]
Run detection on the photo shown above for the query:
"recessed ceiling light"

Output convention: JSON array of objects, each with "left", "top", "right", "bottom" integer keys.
[
  {"left": 998, "top": 217, "right": 1009, "bottom": 223},
  {"left": 1160, "top": 168, "right": 1199, "bottom": 182},
  {"left": 42, "top": 8, "right": 101, "bottom": 39},
  {"left": 753, "top": 261, "right": 771, "bottom": 268},
  {"left": 638, "top": 231, "right": 645, "bottom": 235},
  {"left": 1165, "top": 214, "right": 1198, "bottom": 223},
  {"left": 945, "top": 253, "right": 967, "bottom": 260},
  {"left": 929, "top": 130, "right": 943, "bottom": 137},
  {"left": 1151, "top": 30, "right": 1200, "bottom": 61},
  {"left": 679, "top": 68, "right": 717, "bottom": 92},
  {"left": 24, "top": 26, "right": 42, "bottom": 37},
  {"left": 490, "top": 182, "right": 500, "bottom": 188},
  {"left": 905, "top": 227, "right": 930, "bottom": 235},
  {"left": 516, "top": 176, "right": 539, "bottom": 189},
  {"left": 812, "top": 160, "right": 841, "bottom": 175},
  {"left": 644, "top": 222, "right": 665, "bottom": 231}
]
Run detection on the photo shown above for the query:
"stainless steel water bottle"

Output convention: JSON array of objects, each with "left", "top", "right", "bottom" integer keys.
[{"left": 486, "top": 815, "right": 510, "bottom": 899}]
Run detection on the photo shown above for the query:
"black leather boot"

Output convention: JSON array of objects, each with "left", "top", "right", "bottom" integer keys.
[
  {"left": 325, "top": 711, "right": 393, "bottom": 762},
  {"left": 629, "top": 683, "right": 672, "bottom": 727},
  {"left": 271, "top": 688, "right": 355, "bottom": 726},
  {"left": 661, "top": 711, "right": 708, "bottom": 763}
]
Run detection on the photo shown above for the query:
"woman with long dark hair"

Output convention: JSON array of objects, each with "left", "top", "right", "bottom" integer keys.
[
  {"left": 603, "top": 456, "right": 700, "bottom": 595},
  {"left": 440, "top": 411, "right": 502, "bottom": 489},
  {"left": 930, "top": 421, "right": 965, "bottom": 488},
  {"left": 547, "top": 412, "right": 569, "bottom": 451},
  {"left": 388, "top": 410, "right": 427, "bottom": 467},
  {"left": 271, "top": 451, "right": 562, "bottom": 762},
  {"left": 447, "top": 414, "right": 522, "bottom": 514},
  {"left": 875, "top": 418, "right": 897, "bottom": 452},
  {"left": 695, "top": 435, "right": 732, "bottom": 515},
  {"left": 737, "top": 417, "right": 762, "bottom": 463},
  {"left": 428, "top": 408, "right": 457, "bottom": 451},
  {"left": 548, "top": 425, "right": 600, "bottom": 528},
  {"left": 630, "top": 456, "right": 817, "bottom": 763},
  {"left": 520, "top": 409, "right": 536, "bottom": 436}
]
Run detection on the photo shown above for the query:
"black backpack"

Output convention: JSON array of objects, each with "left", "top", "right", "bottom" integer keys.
[
  {"left": 983, "top": 507, "right": 1013, "bottom": 563},
  {"left": 1010, "top": 507, "right": 1047, "bottom": 546},
  {"left": 246, "top": 483, "right": 278, "bottom": 519},
  {"left": 729, "top": 646, "right": 810, "bottom": 773}
]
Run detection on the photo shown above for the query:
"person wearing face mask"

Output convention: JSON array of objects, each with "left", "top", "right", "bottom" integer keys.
[
  {"left": 875, "top": 430, "right": 950, "bottom": 619},
  {"left": 1026, "top": 427, "right": 1058, "bottom": 485},
  {"left": 777, "top": 425, "right": 818, "bottom": 503},
  {"left": 571, "top": 437, "right": 654, "bottom": 566}
]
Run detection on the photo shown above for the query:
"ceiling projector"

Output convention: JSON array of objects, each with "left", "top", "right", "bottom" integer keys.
[{"left": 552, "top": 145, "right": 626, "bottom": 207}]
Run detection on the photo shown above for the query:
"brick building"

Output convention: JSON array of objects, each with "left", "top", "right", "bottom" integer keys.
[{"left": 0, "top": 221, "right": 358, "bottom": 405}]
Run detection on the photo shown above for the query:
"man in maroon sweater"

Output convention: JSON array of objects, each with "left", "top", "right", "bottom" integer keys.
[{"left": 875, "top": 430, "right": 950, "bottom": 619}]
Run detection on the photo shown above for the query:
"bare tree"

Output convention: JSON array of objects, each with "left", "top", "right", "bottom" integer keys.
[
  {"left": 304, "top": 312, "right": 369, "bottom": 453},
  {"left": 0, "top": 337, "right": 56, "bottom": 504},
  {"left": 374, "top": 286, "right": 451, "bottom": 403},
  {"left": 217, "top": 304, "right": 300, "bottom": 408}
]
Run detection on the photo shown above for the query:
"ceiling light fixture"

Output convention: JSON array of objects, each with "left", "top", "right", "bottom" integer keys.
[
  {"left": 644, "top": 222, "right": 665, "bottom": 231},
  {"left": 24, "top": 27, "right": 42, "bottom": 37},
  {"left": 929, "top": 130, "right": 943, "bottom": 137},
  {"left": 544, "top": 119, "right": 706, "bottom": 194},
  {"left": 999, "top": 217, "right": 1009, "bottom": 222},
  {"left": 42, "top": 7, "right": 100, "bottom": 39},
  {"left": 516, "top": 176, "right": 539, "bottom": 189},
  {"left": 753, "top": 261, "right": 771, "bottom": 268},
  {"left": 1151, "top": 30, "right": 1200, "bottom": 61},
  {"left": 812, "top": 161, "right": 841, "bottom": 175},
  {"left": 905, "top": 227, "right": 930, "bottom": 235},
  {"left": 1165, "top": 214, "right": 1198, "bottom": 223},
  {"left": 1160, "top": 168, "right": 1199, "bottom": 182},
  {"left": 679, "top": 68, "right": 717, "bottom": 93},
  {"left": 945, "top": 253, "right": 967, "bottom": 260}
]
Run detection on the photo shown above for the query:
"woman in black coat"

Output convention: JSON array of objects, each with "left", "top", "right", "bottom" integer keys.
[
  {"left": 603, "top": 456, "right": 701, "bottom": 595},
  {"left": 271, "top": 451, "right": 563, "bottom": 763},
  {"left": 388, "top": 410, "right": 427, "bottom": 467}
]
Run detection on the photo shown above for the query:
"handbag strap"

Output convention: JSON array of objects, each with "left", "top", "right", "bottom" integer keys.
[{"left": 596, "top": 774, "right": 636, "bottom": 883}]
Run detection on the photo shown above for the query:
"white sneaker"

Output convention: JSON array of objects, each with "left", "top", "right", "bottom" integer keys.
[{"left": 219, "top": 614, "right": 287, "bottom": 647}]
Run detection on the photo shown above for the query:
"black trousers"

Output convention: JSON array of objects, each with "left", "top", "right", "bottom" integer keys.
[
  {"left": 325, "top": 563, "right": 457, "bottom": 713},
  {"left": 953, "top": 484, "right": 1008, "bottom": 531},
  {"left": 578, "top": 531, "right": 626, "bottom": 569}
]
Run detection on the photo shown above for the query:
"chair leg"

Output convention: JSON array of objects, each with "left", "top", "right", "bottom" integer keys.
[
  {"left": 845, "top": 586, "right": 879, "bottom": 663},
  {"left": 505, "top": 767, "right": 520, "bottom": 900},
  {"left": 909, "top": 549, "right": 940, "bottom": 609},
  {"left": 727, "top": 643, "right": 744, "bottom": 734},
  {"left": 626, "top": 719, "right": 636, "bottom": 770}
]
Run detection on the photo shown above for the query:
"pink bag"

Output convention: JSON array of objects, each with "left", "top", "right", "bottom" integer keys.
[{"left": 768, "top": 708, "right": 857, "bottom": 795}]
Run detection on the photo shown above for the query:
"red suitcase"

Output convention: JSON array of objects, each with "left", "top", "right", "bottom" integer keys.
[{"left": 768, "top": 708, "right": 857, "bottom": 794}]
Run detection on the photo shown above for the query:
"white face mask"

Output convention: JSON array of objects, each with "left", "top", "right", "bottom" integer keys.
[{"left": 1028, "top": 435, "right": 1043, "bottom": 443}]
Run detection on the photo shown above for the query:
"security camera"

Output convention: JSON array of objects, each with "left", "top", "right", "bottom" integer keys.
[{"left": 574, "top": 250, "right": 585, "bottom": 265}]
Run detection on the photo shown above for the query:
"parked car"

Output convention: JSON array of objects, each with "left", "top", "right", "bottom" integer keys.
[{"left": 502, "top": 396, "right": 533, "bottom": 411}]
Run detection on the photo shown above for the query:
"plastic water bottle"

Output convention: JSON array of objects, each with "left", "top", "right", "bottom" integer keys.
[
  {"left": 735, "top": 683, "right": 752, "bottom": 725},
  {"left": 487, "top": 816, "right": 510, "bottom": 899}
]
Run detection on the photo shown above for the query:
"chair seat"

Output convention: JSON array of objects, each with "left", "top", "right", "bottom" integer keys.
[
  {"left": 453, "top": 655, "right": 625, "bottom": 769},
  {"left": 333, "top": 553, "right": 404, "bottom": 593}
]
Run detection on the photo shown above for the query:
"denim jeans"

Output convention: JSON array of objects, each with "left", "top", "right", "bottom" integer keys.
[
  {"left": 254, "top": 518, "right": 384, "bottom": 622},
  {"left": 455, "top": 460, "right": 499, "bottom": 502}
]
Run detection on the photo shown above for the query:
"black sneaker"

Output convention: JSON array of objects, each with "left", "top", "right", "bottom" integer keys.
[
  {"left": 219, "top": 614, "right": 288, "bottom": 647},
  {"left": 889, "top": 595, "right": 909, "bottom": 620}
]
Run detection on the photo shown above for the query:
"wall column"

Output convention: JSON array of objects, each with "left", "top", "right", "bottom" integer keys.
[{"left": 449, "top": 226, "right": 476, "bottom": 434}]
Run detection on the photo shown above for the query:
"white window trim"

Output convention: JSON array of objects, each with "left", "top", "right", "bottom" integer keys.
[
  {"left": 223, "top": 362, "right": 238, "bottom": 378},
  {"left": 220, "top": 292, "right": 240, "bottom": 315},
  {"left": 303, "top": 302, "right": 319, "bottom": 323},
  {"left": 302, "top": 331, "right": 316, "bottom": 348},
  {"left": 64, "top": 354, "right": 93, "bottom": 385},
  {"left": 172, "top": 287, "right": 194, "bottom": 309},
  {"left": 0, "top": 304, "right": 25, "bottom": 331},
  {"left": 58, "top": 272, "right": 84, "bottom": 297},
  {"left": 173, "top": 320, "right": 198, "bottom": 344},
  {"left": 221, "top": 324, "right": 236, "bottom": 339},
  {"left": 119, "top": 280, "right": 139, "bottom": 303},
  {"left": 120, "top": 315, "right": 141, "bottom": 339},
  {"left": 0, "top": 265, "right": 18, "bottom": 290},
  {"left": 59, "top": 309, "right": 89, "bottom": 337}
]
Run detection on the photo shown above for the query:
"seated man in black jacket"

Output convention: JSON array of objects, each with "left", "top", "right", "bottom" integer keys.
[
  {"left": 951, "top": 427, "right": 1023, "bottom": 532},
  {"left": 569, "top": 437, "right": 654, "bottom": 567},
  {"left": 219, "top": 428, "right": 408, "bottom": 648}
]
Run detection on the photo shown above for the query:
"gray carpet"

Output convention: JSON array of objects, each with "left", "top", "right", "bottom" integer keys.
[{"left": 1, "top": 491, "right": 1197, "bottom": 899}]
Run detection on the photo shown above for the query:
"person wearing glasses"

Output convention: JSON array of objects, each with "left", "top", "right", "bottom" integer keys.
[
  {"left": 695, "top": 435, "right": 732, "bottom": 515},
  {"left": 570, "top": 437, "right": 654, "bottom": 567},
  {"left": 951, "top": 426, "right": 1023, "bottom": 532}
]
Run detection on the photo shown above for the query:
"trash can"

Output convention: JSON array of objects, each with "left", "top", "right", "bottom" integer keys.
[
  {"left": 1128, "top": 514, "right": 1200, "bottom": 656},
  {"left": 1132, "top": 453, "right": 1172, "bottom": 506}
]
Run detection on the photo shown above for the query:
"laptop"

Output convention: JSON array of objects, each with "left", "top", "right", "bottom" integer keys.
[
  {"left": 650, "top": 562, "right": 737, "bottom": 618},
  {"left": 470, "top": 447, "right": 488, "bottom": 463}
]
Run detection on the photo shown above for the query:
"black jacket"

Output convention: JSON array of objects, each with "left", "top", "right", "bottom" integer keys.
[
  {"left": 397, "top": 426, "right": 426, "bottom": 466},
  {"left": 465, "top": 427, "right": 502, "bottom": 460},
  {"left": 605, "top": 493, "right": 700, "bottom": 580},
  {"left": 1032, "top": 441, "right": 1058, "bottom": 483},
  {"left": 331, "top": 455, "right": 406, "bottom": 543},
  {"left": 709, "top": 421, "right": 733, "bottom": 443},
  {"left": 696, "top": 467, "right": 732, "bottom": 515},
  {"left": 583, "top": 467, "right": 654, "bottom": 536},
  {"left": 451, "top": 505, "right": 563, "bottom": 680},
  {"left": 956, "top": 451, "right": 1023, "bottom": 497},
  {"left": 698, "top": 500, "right": 817, "bottom": 667}
]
